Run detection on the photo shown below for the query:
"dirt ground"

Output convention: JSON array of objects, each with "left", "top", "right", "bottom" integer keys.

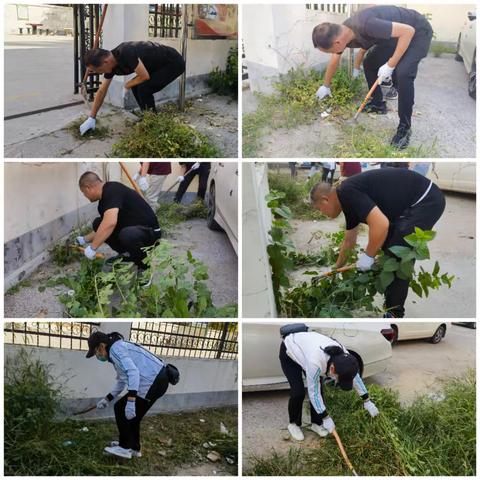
[
  {"left": 288, "top": 189, "right": 475, "bottom": 318},
  {"left": 241, "top": 323, "right": 475, "bottom": 468},
  {"left": 4, "top": 217, "right": 237, "bottom": 318},
  {"left": 4, "top": 94, "right": 238, "bottom": 158},
  {"left": 244, "top": 54, "right": 476, "bottom": 158}
]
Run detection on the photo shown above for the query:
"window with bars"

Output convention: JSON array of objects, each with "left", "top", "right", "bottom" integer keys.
[
  {"left": 148, "top": 4, "right": 182, "bottom": 38},
  {"left": 306, "top": 4, "right": 347, "bottom": 14},
  {"left": 130, "top": 322, "right": 238, "bottom": 360},
  {"left": 4, "top": 322, "right": 99, "bottom": 350}
]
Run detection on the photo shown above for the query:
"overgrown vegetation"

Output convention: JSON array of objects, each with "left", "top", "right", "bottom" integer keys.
[
  {"left": 243, "top": 66, "right": 363, "bottom": 157},
  {"left": 67, "top": 116, "right": 111, "bottom": 141},
  {"left": 246, "top": 373, "right": 476, "bottom": 476},
  {"left": 43, "top": 242, "right": 236, "bottom": 318},
  {"left": 156, "top": 200, "right": 208, "bottom": 236},
  {"left": 111, "top": 110, "right": 219, "bottom": 158},
  {"left": 5, "top": 351, "right": 237, "bottom": 475},
  {"left": 266, "top": 190, "right": 453, "bottom": 317},
  {"left": 430, "top": 42, "right": 457, "bottom": 57},
  {"left": 208, "top": 46, "right": 238, "bottom": 98}
]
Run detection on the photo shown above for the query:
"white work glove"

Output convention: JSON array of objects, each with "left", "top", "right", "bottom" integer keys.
[
  {"left": 177, "top": 175, "right": 185, "bottom": 183},
  {"left": 79, "top": 116, "right": 96, "bottom": 136},
  {"left": 84, "top": 245, "right": 97, "bottom": 260},
  {"left": 364, "top": 400, "right": 379, "bottom": 417},
  {"left": 192, "top": 162, "right": 201, "bottom": 170},
  {"left": 138, "top": 176, "right": 149, "bottom": 192},
  {"left": 322, "top": 416, "right": 336, "bottom": 433},
  {"left": 76, "top": 236, "right": 86, "bottom": 247},
  {"left": 352, "top": 68, "right": 361, "bottom": 79},
  {"left": 125, "top": 399, "right": 136, "bottom": 420},
  {"left": 357, "top": 252, "right": 375, "bottom": 272},
  {"left": 133, "top": 172, "right": 140, "bottom": 182},
  {"left": 315, "top": 85, "right": 331, "bottom": 101},
  {"left": 377, "top": 62, "right": 395, "bottom": 83},
  {"left": 96, "top": 397, "right": 109, "bottom": 409}
]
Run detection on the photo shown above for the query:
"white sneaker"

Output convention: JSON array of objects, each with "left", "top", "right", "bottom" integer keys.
[
  {"left": 310, "top": 423, "right": 329, "bottom": 437},
  {"left": 104, "top": 445, "right": 132, "bottom": 459},
  {"left": 287, "top": 423, "right": 305, "bottom": 441},
  {"left": 130, "top": 450, "right": 142, "bottom": 458}
]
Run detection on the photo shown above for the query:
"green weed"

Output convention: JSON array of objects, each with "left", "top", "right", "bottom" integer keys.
[
  {"left": 67, "top": 116, "right": 111, "bottom": 141},
  {"left": 208, "top": 46, "right": 238, "bottom": 98},
  {"left": 6, "top": 279, "right": 32, "bottom": 295},
  {"left": 156, "top": 200, "right": 207, "bottom": 236},
  {"left": 111, "top": 111, "right": 219, "bottom": 158},
  {"left": 430, "top": 42, "right": 457, "bottom": 57}
]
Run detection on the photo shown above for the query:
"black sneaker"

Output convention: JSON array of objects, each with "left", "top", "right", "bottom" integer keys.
[
  {"left": 390, "top": 124, "right": 412, "bottom": 149},
  {"left": 363, "top": 100, "right": 387, "bottom": 114},
  {"left": 385, "top": 86, "right": 398, "bottom": 100}
]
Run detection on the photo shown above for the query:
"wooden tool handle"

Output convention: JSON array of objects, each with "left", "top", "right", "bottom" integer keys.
[
  {"left": 119, "top": 162, "right": 144, "bottom": 197},
  {"left": 333, "top": 429, "right": 358, "bottom": 476},
  {"left": 354, "top": 77, "right": 381, "bottom": 118},
  {"left": 319, "top": 263, "right": 355, "bottom": 279}
]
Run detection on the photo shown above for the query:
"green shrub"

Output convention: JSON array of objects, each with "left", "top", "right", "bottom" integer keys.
[
  {"left": 208, "top": 46, "right": 238, "bottom": 98},
  {"left": 430, "top": 42, "right": 457, "bottom": 57}
]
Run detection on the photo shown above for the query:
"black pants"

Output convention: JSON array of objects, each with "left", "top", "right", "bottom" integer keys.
[
  {"left": 363, "top": 23, "right": 433, "bottom": 128},
  {"left": 131, "top": 56, "right": 185, "bottom": 112},
  {"left": 322, "top": 168, "right": 334, "bottom": 184},
  {"left": 383, "top": 183, "right": 446, "bottom": 317},
  {"left": 114, "top": 367, "right": 169, "bottom": 451},
  {"left": 174, "top": 163, "right": 211, "bottom": 203},
  {"left": 93, "top": 218, "right": 160, "bottom": 268},
  {"left": 279, "top": 342, "right": 324, "bottom": 426}
]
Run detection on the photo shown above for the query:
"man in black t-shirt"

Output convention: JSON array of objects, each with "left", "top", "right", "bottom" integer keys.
[
  {"left": 312, "top": 6, "right": 433, "bottom": 149},
  {"left": 76, "top": 171, "right": 161, "bottom": 268},
  {"left": 310, "top": 168, "right": 446, "bottom": 317},
  {"left": 79, "top": 41, "right": 185, "bottom": 136}
]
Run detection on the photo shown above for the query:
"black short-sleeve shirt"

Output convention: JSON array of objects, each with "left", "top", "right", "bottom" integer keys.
[
  {"left": 343, "top": 6, "right": 428, "bottom": 50},
  {"left": 104, "top": 41, "right": 182, "bottom": 79},
  {"left": 98, "top": 181, "right": 159, "bottom": 230},
  {"left": 336, "top": 168, "right": 431, "bottom": 230}
]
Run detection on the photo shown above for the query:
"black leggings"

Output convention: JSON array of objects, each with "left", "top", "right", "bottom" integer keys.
[
  {"left": 279, "top": 342, "right": 325, "bottom": 426},
  {"left": 114, "top": 367, "right": 169, "bottom": 451},
  {"left": 174, "top": 163, "right": 211, "bottom": 203},
  {"left": 363, "top": 23, "right": 433, "bottom": 127},
  {"left": 383, "top": 183, "right": 446, "bottom": 317},
  {"left": 131, "top": 56, "right": 185, "bottom": 112},
  {"left": 92, "top": 218, "right": 160, "bottom": 268}
]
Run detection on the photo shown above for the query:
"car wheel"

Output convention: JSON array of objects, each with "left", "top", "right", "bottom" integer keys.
[
  {"left": 429, "top": 325, "right": 446, "bottom": 344},
  {"left": 468, "top": 59, "right": 476, "bottom": 100},
  {"left": 206, "top": 184, "right": 223, "bottom": 232},
  {"left": 455, "top": 34, "right": 463, "bottom": 62}
]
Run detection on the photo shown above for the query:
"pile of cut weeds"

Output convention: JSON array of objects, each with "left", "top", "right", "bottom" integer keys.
[
  {"left": 156, "top": 200, "right": 208, "bottom": 236},
  {"left": 67, "top": 116, "right": 111, "bottom": 141},
  {"left": 246, "top": 373, "right": 476, "bottom": 476}
]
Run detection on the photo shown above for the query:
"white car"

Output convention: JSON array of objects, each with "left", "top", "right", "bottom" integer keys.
[
  {"left": 455, "top": 11, "right": 476, "bottom": 99},
  {"left": 428, "top": 162, "right": 476, "bottom": 194},
  {"left": 206, "top": 162, "right": 238, "bottom": 254},
  {"left": 390, "top": 322, "right": 448, "bottom": 344},
  {"left": 243, "top": 322, "right": 393, "bottom": 391}
]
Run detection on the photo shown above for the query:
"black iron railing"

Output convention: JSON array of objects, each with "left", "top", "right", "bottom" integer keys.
[{"left": 306, "top": 4, "right": 347, "bottom": 14}]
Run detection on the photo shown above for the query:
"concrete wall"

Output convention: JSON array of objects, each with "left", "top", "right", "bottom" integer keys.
[
  {"left": 243, "top": 4, "right": 350, "bottom": 93},
  {"left": 102, "top": 4, "right": 237, "bottom": 108},
  {"left": 242, "top": 163, "right": 276, "bottom": 318},
  {"left": 5, "top": 4, "right": 73, "bottom": 35},
  {"left": 4, "top": 322, "right": 238, "bottom": 418},
  {"left": 407, "top": 4, "right": 475, "bottom": 43}
]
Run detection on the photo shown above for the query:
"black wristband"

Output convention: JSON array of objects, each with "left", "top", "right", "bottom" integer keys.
[
  {"left": 361, "top": 393, "right": 369, "bottom": 401},
  {"left": 106, "top": 393, "right": 114, "bottom": 402},
  {"left": 127, "top": 390, "right": 137, "bottom": 397},
  {"left": 319, "top": 410, "right": 329, "bottom": 420}
]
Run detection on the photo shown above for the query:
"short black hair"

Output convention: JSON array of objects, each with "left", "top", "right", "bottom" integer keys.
[
  {"left": 312, "top": 23, "right": 342, "bottom": 49},
  {"left": 84, "top": 48, "right": 110, "bottom": 67},
  {"left": 79, "top": 171, "right": 102, "bottom": 188}
]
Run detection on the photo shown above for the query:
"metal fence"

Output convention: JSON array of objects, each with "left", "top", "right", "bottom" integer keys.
[
  {"left": 4, "top": 322, "right": 99, "bottom": 350},
  {"left": 130, "top": 322, "right": 238, "bottom": 359},
  {"left": 306, "top": 4, "right": 347, "bottom": 14},
  {"left": 148, "top": 4, "right": 182, "bottom": 38}
]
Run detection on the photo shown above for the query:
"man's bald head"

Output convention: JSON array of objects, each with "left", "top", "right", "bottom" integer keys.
[
  {"left": 310, "top": 181, "right": 342, "bottom": 218},
  {"left": 79, "top": 172, "right": 104, "bottom": 202}
]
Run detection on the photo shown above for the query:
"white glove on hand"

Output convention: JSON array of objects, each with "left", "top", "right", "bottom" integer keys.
[
  {"left": 177, "top": 175, "right": 185, "bottom": 183},
  {"left": 125, "top": 399, "right": 136, "bottom": 420},
  {"left": 133, "top": 172, "right": 140, "bottom": 182},
  {"left": 357, "top": 252, "right": 375, "bottom": 272},
  {"left": 84, "top": 245, "right": 97, "bottom": 260},
  {"left": 79, "top": 116, "right": 96, "bottom": 136},
  {"left": 138, "top": 176, "right": 149, "bottom": 192},
  {"left": 96, "top": 397, "right": 109, "bottom": 409},
  {"left": 76, "top": 236, "right": 86, "bottom": 247},
  {"left": 315, "top": 85, "right": 331, "bottom": 101},
  {"left": 353, "top": 68, "right": 361, "bottom": 79},
  {"left": 192, "top": 162, "right": 201, "bottom": 170},
  {"left": 322, "top": 416, "right": 336, "bottom": 433},
  {"left": 364, "top": 400, "right": 379, "bottom": 417},
  {"left": 378, "top": 62, "right": 395, "bottom": 83}
]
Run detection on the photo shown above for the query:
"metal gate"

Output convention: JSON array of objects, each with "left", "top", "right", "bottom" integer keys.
[{"left": 73, "top": 4, "right": 102, "bottom": 100}]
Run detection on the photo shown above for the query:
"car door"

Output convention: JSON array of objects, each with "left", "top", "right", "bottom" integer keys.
[
  {"left": 461, "top": 14, "right": 476, "bottom": 70},
  {"left": 222, "top": 162, "right": 238, "bottom": 244},
  {"left": 397, "top": 322, "right": 433, "bottom": 340}
]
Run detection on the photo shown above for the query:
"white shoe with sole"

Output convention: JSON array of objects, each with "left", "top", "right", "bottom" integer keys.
[
  {"left": 310, "top": 423, "right": 329, "bottom": 437},
  {"left": 104, "top": 445, "right": 132, "bottom": 459},
  {"left": 130, "top": 450, "right": 142, "bottom": 458},
  {"left": 288, "top": 423, "right": 305, "bottom": 441}
]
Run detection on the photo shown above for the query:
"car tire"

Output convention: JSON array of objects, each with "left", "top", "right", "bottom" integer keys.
[
  {"left": 429, "top": 325, "right": 446, "bottom": 344},
  {"left": 455, "top": 34, "right": 463, "bottom": 62},
  {"left": 468, "top": 57, "right": 476, "bottom": 100},
  {"left": 206, "top": 184, "right": 223, "bottom": 232}
]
